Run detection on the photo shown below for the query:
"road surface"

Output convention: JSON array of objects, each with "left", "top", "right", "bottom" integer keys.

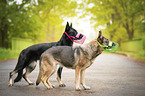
[{"left": 0, "top": 53, "right": 145, "bottom": 96}]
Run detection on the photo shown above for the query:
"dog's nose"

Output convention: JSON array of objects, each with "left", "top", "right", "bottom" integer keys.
[
  {"left": 79, "top": 34, "right": 83, "bottom": 38},
  {"left": 112, "top": 42, "right": 116, "bottom": 46}
]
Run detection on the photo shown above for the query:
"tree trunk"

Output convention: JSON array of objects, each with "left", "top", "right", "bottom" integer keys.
[
  {"left": 1, "top": 23, "right": 8, "bottom": 48},
  {"left": 52, "top": 25, "right": 55, "bottom": 42},
  {"left": 47, "top": 25, "right": 49, "bottom": 42},
  {"left": 124, "top": 18, "right": 134, "bottom": 40},
  {"left": 0, "top": 0, "right": 8, "bottom": 48}
]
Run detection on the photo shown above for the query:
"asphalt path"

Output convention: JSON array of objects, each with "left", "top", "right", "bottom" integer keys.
[{"left": 0, "top": 53, "right": 145, "bottom": 96}]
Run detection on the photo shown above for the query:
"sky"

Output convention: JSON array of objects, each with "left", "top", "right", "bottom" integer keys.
[
  {"left": 62, "top": 0, "right": 106, "bottom": 43},
  {"left": 62, "top": 15, "right": 97, "bottom": 43},
  {"left": 62, "top": 0, "right": 97, "bottom": 43}
]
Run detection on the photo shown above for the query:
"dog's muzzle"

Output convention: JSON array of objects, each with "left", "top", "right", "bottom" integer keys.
[
  {"left": 105, "top": 41, "right": 119, "bottom": 53},
  {"left": 97, "top": 40, "right": 119, "bottom": 53},
  {"left": 73, "top": 33, "right": 86, "bottom": 44},
  {"left": 65, "top": 32, "right": 86, "bottom": 44}
]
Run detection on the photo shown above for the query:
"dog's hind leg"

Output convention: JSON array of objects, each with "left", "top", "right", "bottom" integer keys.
[
  {"left": 39, "top": 57, "right": 56, "bottom": 89},
  {"left": 23, "top": 61, "right": 37, "bottom": 85},
  {"left": 46, "top": 64, "right": 57, "bottom": 88},
  {"left": 41, "top": 71, "right": 53, "bottom": 89},
  {"left": 41, "top": 68, "right": 55, "bottom": 89},
  {"left": 56, "top": 66, "right": 66, "bottom": 87},
  {"left": 80, "top": 69, "right": 90, "bottom": 90},
  {"left": 8, "top": 70, "right": 17, "bottom": 86}
]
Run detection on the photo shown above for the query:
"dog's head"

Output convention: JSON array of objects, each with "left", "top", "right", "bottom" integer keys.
[
  {"left": 97, "top": 31, "right": 117, "bottom": 51},
  {"left": 64, "top": 22, "right": 86, "bottom": 44},
  {"left": 97, "top": 31, "right": 109, "bottom": 47}
]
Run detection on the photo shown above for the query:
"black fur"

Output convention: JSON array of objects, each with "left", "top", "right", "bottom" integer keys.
[{"left": 9, "top": 22, "right": 83, "bottom": 84}]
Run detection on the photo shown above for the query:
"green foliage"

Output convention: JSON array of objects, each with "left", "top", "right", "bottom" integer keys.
[
  {"left": 0, "top": 48, "right": 19, "bottom": 60},
  {"left": 84, "top": 0, "right": 145, "bottom": 42},
  {"left": 0, "top": 0, "right": 78, "bottom": 48}
]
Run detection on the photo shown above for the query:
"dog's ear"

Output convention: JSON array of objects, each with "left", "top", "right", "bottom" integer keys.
[
  {"left": 98, "top": 31, "right": 102, "bottom": 38},
  {"left": 70, "top": 23, "right": 72, "bottom": 27},
  {"left": 67, "top": 22, "right": 69, "bottom": 26},
  {"left": 65, "top": 22, "right": 70, "bottom": 31}
]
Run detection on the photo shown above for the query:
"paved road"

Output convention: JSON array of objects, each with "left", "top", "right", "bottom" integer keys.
[{"left": 0, "top": 53, "right": 145, "bottom": 96}]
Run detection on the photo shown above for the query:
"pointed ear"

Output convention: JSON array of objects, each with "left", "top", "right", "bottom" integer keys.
[
  {"left": 65, "top": 22, "right": 70, "bottom": 31},
  {"left": 98, "top": 31, "right": 102, "bottom": 38},
  {"left": 70, "top": 23, "right": 72, "bottom": 27},
  {"left": 67, "top": 22, "right": 69, "bottom": 26}
]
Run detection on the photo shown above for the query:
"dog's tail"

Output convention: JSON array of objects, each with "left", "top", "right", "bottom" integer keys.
[
  {"left": 14, "top": 70, "right": 23, "bottom": 83},
  {"left": 36, "top": 59, "right": 42, "bottom": 86},
  {"left": 13, "top": 51, "right": 25, "bottom": 83},
  {"left": 36, "top": 71, "right": 42, "bottom": 86}
]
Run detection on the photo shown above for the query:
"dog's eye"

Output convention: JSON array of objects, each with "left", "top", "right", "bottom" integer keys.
[{"left": 105, "top": 41, "right": 108, "bottom": 43}]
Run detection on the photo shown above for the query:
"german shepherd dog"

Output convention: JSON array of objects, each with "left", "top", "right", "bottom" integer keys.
[
  {"left": 36, "top": 31, "right": 113, "bottom": 91},
  {"left": 8, "top": 22, "right": 85, "bottom": 87}
]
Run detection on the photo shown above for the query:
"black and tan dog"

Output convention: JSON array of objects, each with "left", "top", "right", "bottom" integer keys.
[
  {"left": 8, "top": 22, "right": 84, "bottom": 87},
  {"left": 36, "top": 31, "right": 113, "bottom": 91}
]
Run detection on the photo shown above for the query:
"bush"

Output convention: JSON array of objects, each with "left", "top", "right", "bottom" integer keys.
[{"left": 0, "top": 48, "right": 19, "bottom": 60}]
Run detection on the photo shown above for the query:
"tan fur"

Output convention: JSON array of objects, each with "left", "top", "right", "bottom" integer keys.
[{"left": 36, "top": 39, "right": 104, "bottom": 91}]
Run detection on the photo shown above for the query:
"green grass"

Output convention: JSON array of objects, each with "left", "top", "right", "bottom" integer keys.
[
  {"left": 0, "top": 48, "right": 144, "bottom": 61},
  {"left": 116, "top": 50, "right": 145, "bottom": 60},
  {"left": 0, "top": 48, "right": 19, "bottom": 60}
]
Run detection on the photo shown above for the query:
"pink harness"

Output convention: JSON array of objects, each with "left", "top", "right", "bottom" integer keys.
[{"left": 65, "top": 32, "right": 86, "bottom": 44}]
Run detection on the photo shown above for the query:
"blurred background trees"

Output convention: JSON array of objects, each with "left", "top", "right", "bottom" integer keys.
[
  {"left": 0, "top": 0, "right": 77, "bottom": 48},
  {"left": 0, "top": 0, "right": 145, "bottom": 59},
  {"left": 83, "top": 0, "right": 145, "bottom": 43}
]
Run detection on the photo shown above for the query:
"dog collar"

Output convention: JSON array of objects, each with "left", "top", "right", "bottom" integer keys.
[{"left": 96, "top": 40, "right": 108, "bottom": 51}]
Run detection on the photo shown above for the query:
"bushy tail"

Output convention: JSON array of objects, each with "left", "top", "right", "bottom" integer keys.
[
  {"left": 14, "top": 70, "right": 23, "bottom": 83},
  {"left": 36, "top": 58, "right": 42, "bottom": 86},
  {"left": 14, "top": 50, "right": 25, "bottom": 83},
  {"left": 36, "top": 71, "right": 42, "bottom": 86}
]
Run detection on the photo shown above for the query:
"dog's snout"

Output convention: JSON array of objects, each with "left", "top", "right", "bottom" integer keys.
[
  {"left": 79, "top": 34, "right": 83, "bottom": 38},
  {"left": 106, "top": 40, "right": 109, "bottom": 44},
  {"left": 112, "top": 42, "right": 116, "bottom": 46}
]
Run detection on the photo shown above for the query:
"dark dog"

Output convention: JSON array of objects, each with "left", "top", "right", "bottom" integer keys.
[
  {"left": 36, "top": 31, "right": 114, "bottom": 91},
  {"left": 8, "top": 22, "right": 85, "bottom": 86}
]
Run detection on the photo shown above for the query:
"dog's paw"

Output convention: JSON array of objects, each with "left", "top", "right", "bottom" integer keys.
[
  {"left": 46, "top": 86, "right": 54, "bottom": 90},
  {"left": 84, "top": 86, "right": 91, "bottom": 90},
  {"left": 75, "top": 87, "right": 81, "bottom": 91},
  {"left": 8, "top": 83, "right": 13, "bottom": 87},
  {"left": 52, "top": 85, "right": 55, "bottom": 88},
  {"left": 59, "top": 84, "right": 66, "bottom": 87},
  {"left": 29, "top": 83, "right": 34, "bottom": 85},
  {"left": 47, "top": 87, "right": 53, "bottom": 90}
]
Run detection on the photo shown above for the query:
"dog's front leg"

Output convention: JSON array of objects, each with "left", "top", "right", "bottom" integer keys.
[
  {"left": 75, "top": 66, "right": 81, "bottom": 91},
  {"left": 80, "top": 69, "right": 90, "bottom": 90}
]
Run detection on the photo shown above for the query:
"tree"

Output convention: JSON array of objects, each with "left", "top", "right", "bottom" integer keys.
[
  {"left": 34, "top": 0, "right": 77, "bottom": 42},
  {"left": 0, "top": 0, "right": 77, "bottom": 48},
  {"left": 0, "top": 0, "right": 39, "bottom": 48},
  {"left": 84, "top": 0, "right": 145, "bottom": 42}
]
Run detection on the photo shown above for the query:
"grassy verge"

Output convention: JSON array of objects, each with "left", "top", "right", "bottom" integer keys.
[
  {"left": 0, "top": 48, "right": 19, "bottom": 60},
  {"left": 115, "top": 50, "right": 145, "bottom": 60},
  {"left": 0, "top": 48, "right": 144, "bottom": 61}
]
